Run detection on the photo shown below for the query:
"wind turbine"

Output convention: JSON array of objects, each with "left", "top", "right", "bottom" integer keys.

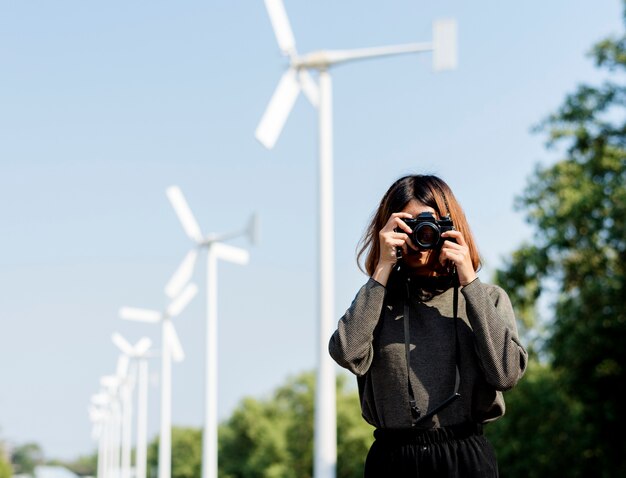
[
  {"left": 164, "top": 185, "right": 256, "bottom": 478},
  {"left": 119, "top": 282, "right": 198, "bottom": 478},
  {"left": 255, "top": 2, "right": 458, "bottom": 478},
  {"left": 114, "top": 354, "right": 133, "bottom": 478},
  {"left": 100, "top": 375, "right": 122, "bottom": 478},
  {"left": 89, "top": 395, "right": 110, "bottom": 478},
  {"left": 112, "top": 333, "right": 153, "bottom": 478}
]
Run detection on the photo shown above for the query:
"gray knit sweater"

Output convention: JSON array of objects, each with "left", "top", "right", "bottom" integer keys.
[{"left": 329, "top": 276, "right": 528, "bottom": 429}]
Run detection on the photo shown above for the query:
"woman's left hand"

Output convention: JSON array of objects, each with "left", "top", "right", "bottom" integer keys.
[{"left": 439, "top": 230, "right": 477, "bottom": 286}]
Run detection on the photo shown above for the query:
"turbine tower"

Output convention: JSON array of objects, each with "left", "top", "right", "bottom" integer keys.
[
  {"left": 255, "top": 2, "right": 457, "bottom": 478},
  {"left": 164, "top": 185, "right": 257, "bottom": 478},
  {"left": 114, "top": 353, "right": 132, "bottom": 478},
  {"left": 100, "top": 374, "right": 122, "bottom": 478},
  {"left": 119, "top": 282, "right": 197, "bottom": 478},
  {"left": 112, "top": 333, "right": 153, "bottom": 478},
  {"left": 89, "top": 394, "right": 110, "bottom": 478}
]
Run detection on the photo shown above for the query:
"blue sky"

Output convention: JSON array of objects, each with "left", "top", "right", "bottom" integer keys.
[{"left": 1, "top": 0, "right": 622, "bottom": 460}]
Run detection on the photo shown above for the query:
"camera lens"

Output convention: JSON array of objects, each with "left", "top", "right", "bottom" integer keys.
[{"left": 414, "top": 223, "right": 439, "bottom": 249}]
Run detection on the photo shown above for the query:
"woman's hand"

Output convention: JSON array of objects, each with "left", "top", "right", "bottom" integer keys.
[
  {"left": 372, "top": 212, "right": 415, "bottom": 286},
  {"left": 439, "top": 230, "right": 477, "bottom": 286}
]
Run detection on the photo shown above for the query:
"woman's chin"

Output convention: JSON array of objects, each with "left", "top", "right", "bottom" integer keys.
[{"left": 403, "top": 254, "right": 429, "bottom": 270}]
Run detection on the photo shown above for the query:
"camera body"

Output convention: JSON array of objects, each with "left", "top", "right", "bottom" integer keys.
[{"left": 401, "top": 212, "right": 455, "bottom": 250}]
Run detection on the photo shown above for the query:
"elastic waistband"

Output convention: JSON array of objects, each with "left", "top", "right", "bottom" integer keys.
[{"left": 374, "top": 422, "right": 483, "bottom": 446}]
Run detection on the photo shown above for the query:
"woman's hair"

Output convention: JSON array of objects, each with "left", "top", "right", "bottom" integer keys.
[{"left": 357, "top": 174, "right": 481, "bottom": 276}]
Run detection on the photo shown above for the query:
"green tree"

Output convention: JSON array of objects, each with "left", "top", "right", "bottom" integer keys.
[
  {"left": 0, "top": 458, "right": 11, "bottom": 478},
  {"left": 0, "top": 441, "right": 12, "bottom": 478},
  {"left": 495, "top": 2, "right": 626, "bottom": 476},
  {"left": 11, "top": 443, "right": 43, "bottom": 477},
  {"left": 144, "top": 372, "right": 372, "bottom": 478},
  {"left": 485, "top": 360, "right": 586, "bottom": 478},
  {"left": 64, "top": 454, "right": 98, "bottom": 477},
  {"left": 46, "top": 453, "right": 98, "bottom": 477},
  {"left": 218, "top": 371, "right": 374, "bottom": 478},
  {"left": 147, "top": 427, "right": 202, "bottom": 478}
]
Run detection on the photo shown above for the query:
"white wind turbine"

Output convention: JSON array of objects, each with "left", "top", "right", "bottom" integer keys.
[
  {"left": 112, "top": 333, "right": 153, "bottom": 478},
  {"left": 255, "top": 2, "right": 458, "bottom": 478},
  {"left": 114, "top": 354, "right": 132, "bottom": 478},
  {"left": 89, "top": 395, "right": 111, "bottom": 478},
  {"left": 100, "top": 374, "right": 122, "bottom": 478},
  {"left": 164, "top": 185, "right": 256, "bottom": 478},
  {"left": 119, "top": 282, "right": 198, "bottom": 478}
]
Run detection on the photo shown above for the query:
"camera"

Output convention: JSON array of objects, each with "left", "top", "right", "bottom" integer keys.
[{"left": 398, "top": 212, "right": 455, "bottom": 250}]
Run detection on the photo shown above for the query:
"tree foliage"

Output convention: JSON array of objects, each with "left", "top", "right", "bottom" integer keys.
[
  {"left": 485, "top": 360, "right": 586, "bottom": 477},
  {"left": 0, "top": 441, "right": 12, "bottom": 478},
  {"left": 10, "top": 443, "right": 43, "bottom": 477},
  {"left": 495, "top": 2, "right": 626, "bottom": 475},
  {"left": 0, "top": 458, "right": 11, "bottom": 478},
  {"left": 147, "top": 427, "right": 202, "bottom": 478},
  {"left": 46, "top": 454, "right": 97, "bottom": 477},
  {"left": 219, "top": 371, "right": 373, "bottom": 478},
  {"left": 145, "top": 371, "right": 373, "bottom": 478}
]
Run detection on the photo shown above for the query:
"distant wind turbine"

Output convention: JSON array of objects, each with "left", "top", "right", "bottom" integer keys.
[
  {"left": 88, "top": 396, "right": 110, "bottom": 478},
  {"left": 112, "top": 333, "right": 152, "bottom": 478},
  {"left": 255, "top": 2, "right": 457, "bottom": 478},
  {"left": 119, "top": 282, "right": 197, "bottom": 478},
  {"left": 100, "top": 374, "right": 122, "bottom": 478},
  {"left": 114, "top": 354, "right": 133, "bottom": 478},
  {"left": 164, "top": 185, "right": 256, "bottom": 478}
]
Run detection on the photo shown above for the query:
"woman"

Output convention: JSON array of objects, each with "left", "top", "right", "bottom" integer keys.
[{"left": 329, "top": 174, "right": 527, "bottom": 477}]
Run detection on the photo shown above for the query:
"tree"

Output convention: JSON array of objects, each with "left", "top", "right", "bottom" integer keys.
[
  {"left": 10, "top": 443, "right": 43, "bottom": 477},
  {"left": 0, "top": 440, "right": 12, "bottom": 478},
  {"left": 495, "top": 2, "right": 626, "bottom": 475},
  {"left": 144, "top": 372, "right": 372, "bottom": 478},
  {"left": 46, "top": 454, "right": 98, "bottom": 477},
  {"left": 218, "top": 371, "right": 374, "bottom": 478},
  {"left": 147, "top": 428, "right": 202, "bottom": 478},
  {"left": 0, "top": 458, "right": 11, "bottom": 478},
  {"left": 485, "top": 360, "right": 586, "bottom": 478}
]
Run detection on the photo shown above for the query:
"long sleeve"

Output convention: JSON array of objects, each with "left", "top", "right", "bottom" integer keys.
[
  {"left": 461, "top": 278, "right": 528, "bottom": 391},
  {"left": 328, "top": 278, "right": 386, "bottom": 376}
]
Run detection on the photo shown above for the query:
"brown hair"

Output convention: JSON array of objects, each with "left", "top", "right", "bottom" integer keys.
[{"left": 357, "top": 174, "right": 481, "bottom": 276}]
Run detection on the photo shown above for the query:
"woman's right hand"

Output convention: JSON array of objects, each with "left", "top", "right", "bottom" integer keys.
[{"left": 372, "top": 212, "right": 415, "bottom": 286}]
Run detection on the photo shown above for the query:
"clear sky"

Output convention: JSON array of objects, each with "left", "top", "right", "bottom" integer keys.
[{"left": 0, "top": 0, "right": 622, "bottom": 460}]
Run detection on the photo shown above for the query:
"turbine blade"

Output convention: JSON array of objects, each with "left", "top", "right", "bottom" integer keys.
[
  {"left": 264, "top": 0, "right": 296, "bottom": 55},
  {"left": 164, "top": 321, "right": 185, "bottom": 363},
  {"left": 166, "top": 282, "right": 198, "bottom": 317},
  {"left": 119, "top": 307, "right": 162, "bottom": 323},
  {"left": 298, "top": 69, "right": 319, "bottom": 107},
  {"left": 433, "top": 19, "right": 457, "bottom": 71},
  {"left": 134, "top": 337, "right": 152, "bottom": 356},
  {"left": 247, "top": 212, "right": 260, "bottom": 245},
  {"left": 255, "top": 68, "right": 301, "bottom": 149},
  {"left": 165, "top": 249, "right": 199, "bottom": 299},
  {"left": 112, "top": 332, "right": 134, "bottom": 356},
  {"left": 212, "top": 243, "right": 250, "bottom": 265},
  {"left": 166, "top": 186, "right": 204, "bottom": 243},
  {"left": 319, "top": 43, "right": 432, "bottom": 66}
]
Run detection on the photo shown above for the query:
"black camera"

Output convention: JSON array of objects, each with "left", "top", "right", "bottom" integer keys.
[{"left": 399, "top": 212, "right": 455, "bottom": 250}]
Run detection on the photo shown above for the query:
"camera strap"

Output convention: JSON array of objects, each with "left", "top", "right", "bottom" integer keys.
[{"left": 403, "top": 274, "right": 461, "bottom": 427}]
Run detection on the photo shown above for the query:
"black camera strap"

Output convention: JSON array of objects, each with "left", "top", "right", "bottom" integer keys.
[{"left": 403, "top": 274, "right": 461, "bottom": 427}]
